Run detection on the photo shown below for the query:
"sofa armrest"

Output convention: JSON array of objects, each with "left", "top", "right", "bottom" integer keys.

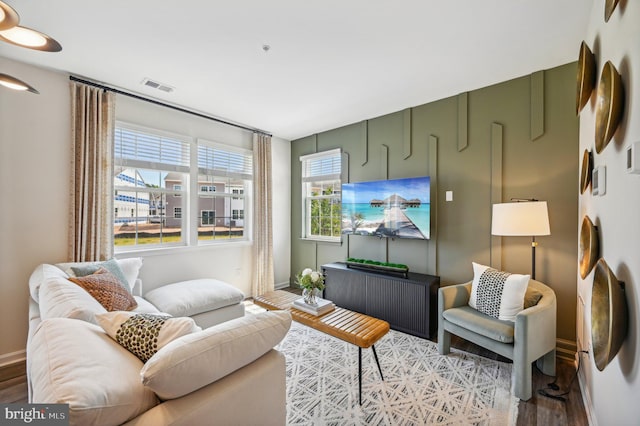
[
  {"left": 514, "top": 289, "right": 557, "bottom": 360},
  {"left": 438, "top": 281, "right": 472, "bottom": 314},
  {"left": 141, "top": 310, "right": 292, "bottom": 400}
]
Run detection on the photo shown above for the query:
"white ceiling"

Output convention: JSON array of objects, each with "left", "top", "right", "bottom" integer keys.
[{"left": 0, "top": 0, "right": 591, "bottom": 140}]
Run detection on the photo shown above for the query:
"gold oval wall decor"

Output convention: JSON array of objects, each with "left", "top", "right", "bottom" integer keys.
[
  {"left": 591, "top": 258, "right": 628, "bottom": 371},
  {"left": 579, "top": 216, "right": 598, "bottom": 278},
  {"left": 605, "top": 0, "right": 619, "bottom": 22},
  {"left": 576, "top": 41, "right": 596, "bottom": 115},
  {"left": 580, "top": 149, "right": 593, "bottom": 194},
  {"left": 595, "top": 61, "right": 624, "bottom": 154}
]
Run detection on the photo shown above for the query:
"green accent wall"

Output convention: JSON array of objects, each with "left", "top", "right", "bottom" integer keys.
[{"left": 291, "top": 62, "right": 579, "bottom": 343}]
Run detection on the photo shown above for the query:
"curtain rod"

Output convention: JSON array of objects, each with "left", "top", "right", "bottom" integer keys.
[{"left": 69, "top": 75, "right": 272, "bottom": 137}]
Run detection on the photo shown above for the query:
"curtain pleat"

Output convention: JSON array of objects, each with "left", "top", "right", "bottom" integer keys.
[
  {"left": 69, "top": 83, "right": 115, "bottom": 262},
  {"left": 252, "top": 133, "right": 274, "bottom": 297}
]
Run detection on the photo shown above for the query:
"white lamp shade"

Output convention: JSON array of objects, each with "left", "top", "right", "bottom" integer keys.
[{"left": 492, "top": 201, "right": 550, "bottom": 236}]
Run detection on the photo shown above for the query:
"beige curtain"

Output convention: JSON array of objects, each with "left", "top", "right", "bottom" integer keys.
[
  {"left": 252, "top": 133, "right": 274, "bottom": 297},
  {"left": 69, "top": 82, "right": 116, "bottom": 262}
]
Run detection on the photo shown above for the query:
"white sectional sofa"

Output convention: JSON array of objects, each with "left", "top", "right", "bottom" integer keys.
[{"left": 26, "top": 259, "right": 291, "bottom": 426}]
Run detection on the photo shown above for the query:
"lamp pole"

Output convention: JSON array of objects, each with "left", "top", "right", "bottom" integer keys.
[{"left": 531, "top": 236, "right": 538, "bottom": 280}]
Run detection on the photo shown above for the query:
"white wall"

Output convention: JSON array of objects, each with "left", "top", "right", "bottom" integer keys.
[
  {"left": 0, "top": 57, "right": 71, "bottom": 361},
  {"left": 0, "top": 57, "right": 291, "bottom": 360},
  {"left": 578, "top": 1, "right": 640, "bottom": 424}
]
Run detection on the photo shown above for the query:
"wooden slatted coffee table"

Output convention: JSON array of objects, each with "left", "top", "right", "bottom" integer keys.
[{"left": 254, "top": 290, "right": 390, "bottom": 405}]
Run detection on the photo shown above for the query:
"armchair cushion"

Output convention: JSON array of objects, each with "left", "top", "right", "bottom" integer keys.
[
  {"left": 469, "top": 262, "right": 529, "bottom": 321},
  {"left": 442, "top": 305, "right": 515, "bottom": 343}
]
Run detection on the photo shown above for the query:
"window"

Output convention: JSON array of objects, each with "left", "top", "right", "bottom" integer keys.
[
  {"left": 201, "top": 210, "right": 215, "bottom": 226},
  {"left": 114, "top": 124, "right": 253, "bottom": 251},
  {"left": 300, "top": 149, "right": 342, "bottom": 241},
  {"left": 232, "top": 209, "right": 244, "bottom": 220},
  {"left": 197, "top": 140, "right": 252, "bottom": 242}
]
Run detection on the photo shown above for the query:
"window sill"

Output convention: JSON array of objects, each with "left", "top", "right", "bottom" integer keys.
[
  {"left": 115, "top": 240, "right": 252, "bottom": 258},
  {"left": 299, "top": 237, "right": 342, "bottom": 245}
]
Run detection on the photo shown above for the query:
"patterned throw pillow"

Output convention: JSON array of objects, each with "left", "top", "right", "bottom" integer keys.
[
  {"left": 96, "top": 311, "right": 202, "bottom": 362},
  {"left": 468, "top": 262, "right": 530, "bottom": 321},
  {"left": 71, "top": 258, "right": 130, "bottom": 291},
  {"left": 68, "top": 268, "right": 138, "bottom": 311}
]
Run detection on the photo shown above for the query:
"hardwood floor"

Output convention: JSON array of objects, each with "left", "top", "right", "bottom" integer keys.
[
  {"left": 449, "top": 336, "right": 588, "bottom": 426},
  {"left": 2, "top": 286, "right": 588, "bottom": 425}
]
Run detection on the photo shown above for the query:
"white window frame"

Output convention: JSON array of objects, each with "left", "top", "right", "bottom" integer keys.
[
  {"left": 114, "top": 122, "right": 253, "bottom": 253},
  {"left": 300, "top": 148, "right": 343, "bottom": 242}
]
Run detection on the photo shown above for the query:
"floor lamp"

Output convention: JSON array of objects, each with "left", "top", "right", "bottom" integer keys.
[{"left": 491, "top": 200, "right": 550, "bottom": 280}]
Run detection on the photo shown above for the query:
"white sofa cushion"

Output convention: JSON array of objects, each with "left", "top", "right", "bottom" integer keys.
[
  {"left": 132, "top": 296, "right": 162, "bottom": 314},
  {"left": 144, "top": 278, "right": 245, "bottom": 317},
  {"left": 29, "top": 263, "right": 69, "bottom": 303},
  {"left": 39, "top": 278, "right": 107, "bottom": 324},
  {"left": 29, "top": 317, "right": 158, "bottom": 426},
  {"left": 141, "top": 310, "right": 291, "bottom": 400},
  {"left": 96, "top": 312, "right": 201, "bottom": 362}
]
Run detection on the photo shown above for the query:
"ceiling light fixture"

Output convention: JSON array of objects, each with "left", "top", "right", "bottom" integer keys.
[
  {"left": 0, "top": 1, "right": 19, "bottom": 31},
  {"left": 0, "top": 73, "right": 39, "bottom": 94},
  {"left": 0, "top": 25, "right": 62, "bottom": 52}
]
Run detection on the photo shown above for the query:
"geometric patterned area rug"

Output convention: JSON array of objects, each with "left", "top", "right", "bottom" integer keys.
[{"left": 275, "top": 321, "right": 518, "bottom": 425}]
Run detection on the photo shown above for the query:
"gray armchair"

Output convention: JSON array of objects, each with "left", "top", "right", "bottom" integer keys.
[{"left": 437, "top": 279, "right": 556, "bottom": 401}]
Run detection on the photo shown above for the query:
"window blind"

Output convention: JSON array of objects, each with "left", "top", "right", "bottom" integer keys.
[
  {"left": 114, "top": 126, "right": 190, "bottom": 173},
  {"left": 300, "top": 148, "right": 341, "bottom": 182},
  {"left": 197, "top": 143, "right": 253, "bottom": 180}
]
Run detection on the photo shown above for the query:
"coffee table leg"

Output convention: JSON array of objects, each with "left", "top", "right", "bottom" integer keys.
[
  {"left": 372, "top": 345, "right": 384, "bottom": 381},
  {"left": 358, "top": 347, "right": 362, "bottom": 405}
]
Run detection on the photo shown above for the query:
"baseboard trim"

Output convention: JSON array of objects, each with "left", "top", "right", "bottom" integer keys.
[
  {"left": 556, "top": 338, "right": 577, "bottom": 361},
  {"left": 274, "top": 281, "right": 290, "bottom": 290},
  {"left": 577, "top": 351, "right": 597, "bottom": 426},
  {"left": 0, "top": 351, "right": 26, "bottom": 383}
]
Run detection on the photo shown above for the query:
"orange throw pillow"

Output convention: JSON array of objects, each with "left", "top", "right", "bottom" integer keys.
[{"left": 69, "top": 268, "right": 138, "bottom": 311}]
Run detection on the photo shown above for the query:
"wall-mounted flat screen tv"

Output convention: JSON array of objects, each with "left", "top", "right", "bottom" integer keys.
[{"left": 341, "top": 176, "right": 430, "bottom": 239}]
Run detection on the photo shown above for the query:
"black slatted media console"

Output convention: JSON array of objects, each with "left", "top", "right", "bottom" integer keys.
[{"left": 322, "top": 262, "right": 440, "bottom": 339}]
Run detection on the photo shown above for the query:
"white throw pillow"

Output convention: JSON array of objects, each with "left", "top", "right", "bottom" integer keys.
[
  {"left": 39, "top": 278, "right": 107, "bottom": 324},
  {"left": 141, "top": 310, "right": 292, "bottom": 400},
  {"left": 29, "top": 318, "right": 158, "bottom": 426},
  {"left": 96, "top": 311, "right": 201, "bottom": 362},
  {"left": 29, "top": 264, "right": 69, "bottom": 303},
  {"left": 469, "top": 262, "right": 530, "bottom": 321}
]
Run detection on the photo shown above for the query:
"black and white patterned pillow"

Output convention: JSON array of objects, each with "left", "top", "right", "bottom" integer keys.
[
  {"left": 468, "top": 262, "right": 530, "bottom": 321},
  {"left": 96, "top": 312, "right": 201, "bottom": 362}
]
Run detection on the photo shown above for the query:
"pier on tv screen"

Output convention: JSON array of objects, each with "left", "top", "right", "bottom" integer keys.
[{"left": 341, "top": 176, "right": 430, "bottom": 240}]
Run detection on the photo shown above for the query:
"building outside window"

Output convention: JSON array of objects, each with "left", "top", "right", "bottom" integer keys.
[
  {"left": 196, "top": 139, "right": 252, "bottom": 242},
  {"left": 114, "top": 124, "right": 253, "bottom": 250},
  {"left": 299, "top": 148, "right": 342, "bottom": 241}
]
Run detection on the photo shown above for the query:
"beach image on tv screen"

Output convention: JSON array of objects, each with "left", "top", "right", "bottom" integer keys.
[{"left": 341, "top": 176, "right": 430, "bottom": 239}]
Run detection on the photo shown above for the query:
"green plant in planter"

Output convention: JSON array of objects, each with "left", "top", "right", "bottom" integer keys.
[{"left": 346, "top": 258, "right": 408, "bottom": 270}]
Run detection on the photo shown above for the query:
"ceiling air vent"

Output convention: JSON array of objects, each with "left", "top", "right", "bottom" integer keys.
[{"left": 141, "top": 78, "right": 174, "bottom": 93}]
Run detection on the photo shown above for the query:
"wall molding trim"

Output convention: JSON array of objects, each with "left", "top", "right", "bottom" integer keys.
[
  {"left": 361, "top": 120, "right": 369, "bottom": 166},
  {"left": 403, "top": 108, "right": 412, "bottom": 159},
  {"left": 457, "top": 92, "right": 468, "bottom": 152},
  {"left": 490, "top": 122, "right": 503, "bottom": 270},
  {"left": 428, "top": 135, "right": 438, "bottom": 274},
  {"left": 0, "top": 350, "right": 26, "bottom": 383},
  {"left": 530, "top": 70, "right": 545, "bottom": 141}
]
